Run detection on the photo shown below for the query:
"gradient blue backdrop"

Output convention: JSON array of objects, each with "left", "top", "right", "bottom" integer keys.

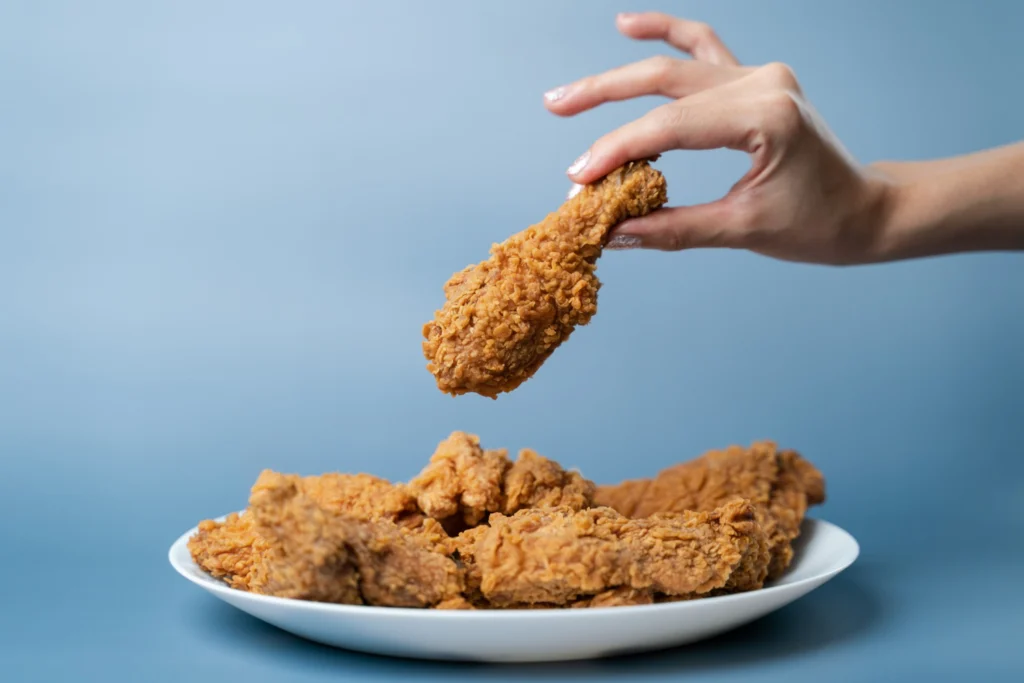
[{"left": 1, "top": 1, "right": 1022, "bottom": 681}]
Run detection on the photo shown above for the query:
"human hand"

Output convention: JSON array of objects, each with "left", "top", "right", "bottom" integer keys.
[{"left": 544, "top": 12, "right": 892, "bottom": 265}]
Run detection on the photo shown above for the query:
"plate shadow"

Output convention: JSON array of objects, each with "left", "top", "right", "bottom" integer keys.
[{"left": 180, "top": 564, "right": 882, "bottom": 678}]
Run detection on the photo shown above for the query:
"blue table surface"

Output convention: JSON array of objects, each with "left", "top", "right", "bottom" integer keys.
[{"left": 3, "top": 0, "right": 1024, "bottom": 681}]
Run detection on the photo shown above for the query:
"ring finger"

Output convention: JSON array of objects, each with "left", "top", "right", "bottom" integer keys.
[{"left": 616, "top": 12, "right": 741, "bottom": 66}]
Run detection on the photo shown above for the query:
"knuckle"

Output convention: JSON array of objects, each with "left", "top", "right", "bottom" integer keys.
[
  {"left": 647, "top": 55, "right": 677, "bottom": 78},
  {"left": 663, "top": 231, "right": 689, "bottom": 251},
  {"left": 659, "top": 102, "right": 689, "bottom": 128},
  {"left": 759, "top": 91, "right": 804, "bottom": 136},
  {"left": 759, "top": 62, "right": 800, "bottom": 91},
  {"left": 577, "top": 74, "right": 598, "bottom": 93},
  {"left": 691, "top": 22, "right": 718, "bottom": 43}
]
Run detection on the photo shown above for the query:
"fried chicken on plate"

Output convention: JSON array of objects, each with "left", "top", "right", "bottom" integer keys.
[
  {"left": 423, "top": 160, "right": 668, "bottom": 398},
  {"left": 190, "top": 471, "right": 461, "bottom": 606},
  {"left": 454, "top": 500, "right": 769, "bottom": 608},
  {"left": 595, "top": 441, "right": 825, "bottom": 579},
  {"left": 408, "top": 431, "right": 595, "bottom": 531},
  {"left": 187, "top": 433, "right": 825, "bottom": 610},
  {"left": 248, "top": 472, "right": 463, "bottom": 606}
]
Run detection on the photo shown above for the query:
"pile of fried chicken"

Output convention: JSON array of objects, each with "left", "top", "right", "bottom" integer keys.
[{"left": 190, "top": 433, "right": 824, "bottom": 610}]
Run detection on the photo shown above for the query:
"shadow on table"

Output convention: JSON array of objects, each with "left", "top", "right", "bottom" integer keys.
[{"left": 182, "top": 566, "right": 881, "bottom": 679}]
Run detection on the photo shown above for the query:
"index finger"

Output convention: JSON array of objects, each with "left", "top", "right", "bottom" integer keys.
[
  {"left": 616, "top": 13, "right": 741, "bottom": 66},
  {"left": 567, "top": 96, "right": 758, "bottom": 184}
]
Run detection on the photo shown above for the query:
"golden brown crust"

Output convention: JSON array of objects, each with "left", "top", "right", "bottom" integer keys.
[
  {"left": 188, "top": 512, "right": 271, "bottom": 593},
  {"left": 247, "top": 471, "right": 464, "bottom": 607},
  {"left": 458, "top": 500, "right": 769, "bottom": 607},
  {"left": 299, "top": 472, "right": 421, "bottom": 524},
  {"left": 423, "top": 160, "right": 668, "bottom": 398},
  {"left": 189, "top": 469, "right": 453, "bottom": 599},
  {"left": 502, "top": 449, "right": 596, "bottom": 514},
  {"left": 408, "top": 431, "right": 596, "bottom": 529},
  {"left": 407, "top": 432, "right": 510, "bottom": 526},
  {"left": 189, "top": 435, "right": 822, "bottom": 609},
  {"left": 594, "top": 442, "right": 825, "bottom": 579},
  {"left": 569, "top": 587, "right": 655, "bottom": 609}
]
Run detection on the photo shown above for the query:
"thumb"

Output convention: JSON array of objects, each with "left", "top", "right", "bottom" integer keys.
[{"left": 605, "top": 202, "right": 746, "bottom": 251}]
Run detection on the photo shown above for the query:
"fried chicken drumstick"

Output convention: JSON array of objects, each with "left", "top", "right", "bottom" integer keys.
[
  {"left": 595, "top": 441, "right": 825, "bottom": 579},
  {"left": 423, "top": 160, "right": 668, "bottom": 398}
]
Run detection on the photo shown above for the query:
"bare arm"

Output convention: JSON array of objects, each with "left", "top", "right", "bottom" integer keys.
[{"left": 872, "top": 143, "right": 1024, "bottom": 261}]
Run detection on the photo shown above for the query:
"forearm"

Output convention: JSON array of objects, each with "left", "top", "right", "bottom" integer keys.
[{"left": 871, "top": 142, "right": 1024, "bottom": 261}]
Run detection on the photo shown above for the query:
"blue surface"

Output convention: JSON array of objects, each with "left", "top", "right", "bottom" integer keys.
[{"left": 2, "top": 1, "right": 1023, "bottom": 681}]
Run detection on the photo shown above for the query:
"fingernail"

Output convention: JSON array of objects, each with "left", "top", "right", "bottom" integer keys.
[
  {"left": 605, "top": 234, "right": 643, "bottom": 250},
  {"left": 544, "top": 86, "right": 567, "bottom": 103},
  {"left": 567, "top": 150, "right": 590, "bottom": 177},
  {"left": 566, "top": 183, "right": 584, "bottom": 199},
  {"left": 617, "top": 12, "right": 636, "bottom": 20}
]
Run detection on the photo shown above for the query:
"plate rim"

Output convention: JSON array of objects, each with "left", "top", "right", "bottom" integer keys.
[{"left": 170, "top": 514, "right": 859, "bottom": 619}]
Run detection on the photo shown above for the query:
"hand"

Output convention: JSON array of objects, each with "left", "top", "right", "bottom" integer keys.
[{"left": 544, "top": 13, "right": 892, "bottom": 265}]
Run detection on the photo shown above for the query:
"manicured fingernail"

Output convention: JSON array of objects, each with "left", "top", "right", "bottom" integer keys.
[
  {"left": 567, "top": 150, "right": 590, "bottom": 177},
  {"left": 605, "top": 234, "right": 643, "bottom": 250},
  {"left": 617, "top": 12, "right": 637, "bottom": 20},
  {"left": 544, "top": 86, "right": 567, "bottom": 103},
  {"left": 566, "top": 183, "right": 584, "bottom": 199}
]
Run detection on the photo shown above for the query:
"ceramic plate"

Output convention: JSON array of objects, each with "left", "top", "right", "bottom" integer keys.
[{"left": 170, "top": 516, "right": 858, "bottom": 662}]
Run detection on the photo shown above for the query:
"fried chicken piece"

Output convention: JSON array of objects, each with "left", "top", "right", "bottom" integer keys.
[
  {"left": 188, "top": 511, "right": 271, "bottom": 593},
  {"left": 244, "top": 472, "right": 362, "bottom": 603},
  {"left": 300, "top": 472, "right": 422, "bottom": 526},
  {"left": 457, "top": 500, "right": 768, "bottom": 607},
  {"left": 247, "top": 471, "right": 463, "bottom": 606},
  {"left": 423, "top": 160, "right": 668, "bottom": 398},
  {"left": 189, "top": 470, "right": 458, "bottom": 602},
  {"left": 504, "top": 448, "right": 595, "bottom": 512},
  {"left": 594, "top": 441, "right": 825, "bottom": 579},
  {"left": 408, "top": 432, "right": 510, "bottom": 526},
  {"left": 409, "top": 431, "right": 596, "bottom": 530}
]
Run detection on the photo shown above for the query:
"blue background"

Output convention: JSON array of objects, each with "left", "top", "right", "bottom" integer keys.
[{"left": 2, "top": 0, "right": 1023, "bottom": 681}]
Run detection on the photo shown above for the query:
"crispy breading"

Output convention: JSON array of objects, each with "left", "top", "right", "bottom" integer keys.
[
  {"left": 299, "top": 472, "right": 421, "bottom": 525},
  {"left": 247, "top": 471, "right": 464, "bottom": 607},
  {"left": 407, "top": 432, "right": 510, "bottom": 525},
  {"left": 457, "top": 500, "right": 769, "bottom": 607},
  {"left": 423, "top": 160, "right": 668, "bottom": 398},
  {"left": 189, "top": 435, "right": 824, "bottom": 610},
  {"left": 188, "top": 512, "right": 270, "bottom": 593},
  {"left": 594, "top": 442, "right": 825, "bottom": 578},
  {"left": 503, "top": 448, "right": 595, "bottom": 513},
  {"left": 569, "top": 587, "right": 655, "bottom": 609},
  {"left": 409, "top": 431, "right": 596, "bottom": 529},
  {"left": 189, "top": 470, "right": 445, "bottom": 595}
]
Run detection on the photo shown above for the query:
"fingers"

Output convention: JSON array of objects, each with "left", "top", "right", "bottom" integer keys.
[
  {"left": 544, "top": 57, "right": 749, "bottom": 117},
  {"left": 616, "top": 13, "right": 740, "bottom": 66},
  {"left": 568, "top": 95, "right": 759, "bottom": 184},
  {"left": 605, "top": 202, "right": 748, "bottom": 252}
]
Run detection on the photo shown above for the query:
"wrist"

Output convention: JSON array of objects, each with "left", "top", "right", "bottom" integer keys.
[
  {"left": 867, "top": 144, "right": 1024, "bottom": 261},
  {"left": 846, "top": 169, "right": 904, "bottom": 264},
  {"left": 863, "top": 166, "right": 920, "bottom": 262}
]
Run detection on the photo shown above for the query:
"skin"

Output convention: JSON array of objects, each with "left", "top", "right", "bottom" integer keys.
[{"left": 544, "top": 12, "right": 1024, "bottom": 265}]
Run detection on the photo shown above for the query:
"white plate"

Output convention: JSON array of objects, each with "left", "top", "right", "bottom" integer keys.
[{"left": 169, "top": 516, "right": 858, "bottom": 662}]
